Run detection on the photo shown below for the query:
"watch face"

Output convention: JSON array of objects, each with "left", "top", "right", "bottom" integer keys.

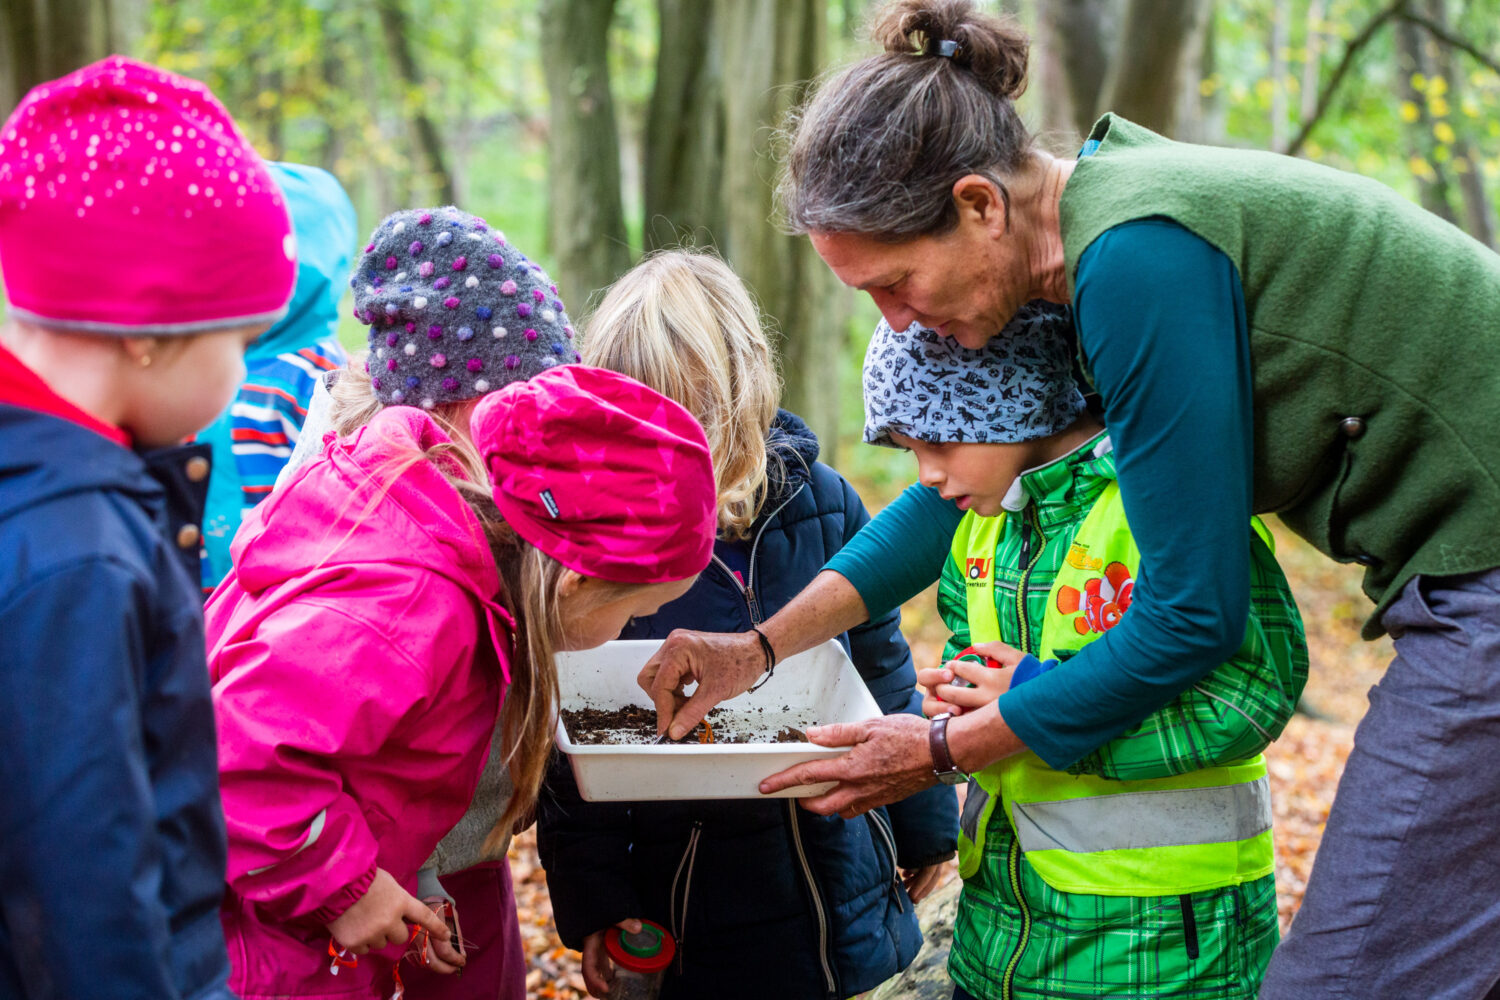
[
  {"left": 937, "top": 770, "right": 967, "bottom": 786},
  {"left": 931, "top": 712, "right": 953, "bottom": 723}
]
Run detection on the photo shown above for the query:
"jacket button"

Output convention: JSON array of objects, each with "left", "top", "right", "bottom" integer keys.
[
  {"left": 185, "top": 455, "right": 211, "bottom": 482},
  {"left": 1340, "top": 417, "right": 1366, "bottom": 438},
  {"left": 177, "top": 524, "right": 201, "bottom": 549}
]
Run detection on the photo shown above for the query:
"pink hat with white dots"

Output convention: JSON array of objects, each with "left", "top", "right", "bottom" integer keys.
[{"left": 0, "top": 56, "right": 295, "bottom": 335}]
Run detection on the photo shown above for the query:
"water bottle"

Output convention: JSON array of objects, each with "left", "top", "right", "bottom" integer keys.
[{"left": 605, "top": 920, "right": 676, "bottom": 1000}]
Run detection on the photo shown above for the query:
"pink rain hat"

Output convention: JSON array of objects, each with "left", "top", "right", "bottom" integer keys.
[
  {"left": 0, "top": 56, "right": 295, "bottom": 335},
  {"left": 472, "top": 364, "right": 717, "bottom": 585}
]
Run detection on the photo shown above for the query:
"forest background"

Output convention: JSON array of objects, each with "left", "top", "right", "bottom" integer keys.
[{"left": 3, "top": 1, "right": 1498, "bottom": 996}]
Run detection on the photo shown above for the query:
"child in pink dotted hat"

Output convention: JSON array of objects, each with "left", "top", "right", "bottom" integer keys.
[{"left": 0, "top": 57, "right": 294, "bottom": 999}]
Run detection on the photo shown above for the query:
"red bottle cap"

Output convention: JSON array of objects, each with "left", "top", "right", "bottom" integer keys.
[
  {"left": 604, "top": 920, "right": 676, "bottom": 974},
  {"left": 953, "top": 646, "right": 1003, "bottom": 669}
]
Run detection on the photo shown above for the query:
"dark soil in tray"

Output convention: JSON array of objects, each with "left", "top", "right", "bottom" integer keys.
[{"left": 562, "top": 705, "right": 810, "bottom": 746}]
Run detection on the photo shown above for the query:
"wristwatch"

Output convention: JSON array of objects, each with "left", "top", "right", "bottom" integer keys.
[{"left": 928, "top": 713, "right": 968, "bottom": 785}]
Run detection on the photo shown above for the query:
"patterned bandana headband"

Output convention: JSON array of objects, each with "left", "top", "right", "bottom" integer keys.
[{"left": 862, "top": 301, "right": 1086, "bottom": 447}]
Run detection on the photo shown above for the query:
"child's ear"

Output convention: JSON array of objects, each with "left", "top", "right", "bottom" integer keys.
[
  {"left": 556, "top": 569, "right": 587, "bottom": 599},
  {"left": 119, "top": 335, "right": 161, "bottom": 369}
]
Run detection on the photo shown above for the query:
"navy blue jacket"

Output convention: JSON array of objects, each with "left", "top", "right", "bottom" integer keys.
[
  {"left": 537, "top": 412, "right": 958, "bottom": 1000},
  {"left": 0, "top": 404, "right": 233, "bottom": 1000}
]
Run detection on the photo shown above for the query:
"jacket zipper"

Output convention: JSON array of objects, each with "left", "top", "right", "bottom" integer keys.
[
  {"left": 1014, "top": 505, "right": 1046, "bottom": 656},
  {"left": 1001, "top": 504, "right": 1044, "bottom": 1000},
  {"left": 866, "top": 809, "right": 906, "bottom": 912},
  {"left": 744, "top": 483, "right": 805, "bottom": 625},
  {"left": 710, "top": 482, "right": 804, "bottom": 626},
  {"left": 786, "top": 800, "right": 839, "bottom": 996},
  {"left": 1000, "top": 838, "right": 1032, "bottom": 1000}
]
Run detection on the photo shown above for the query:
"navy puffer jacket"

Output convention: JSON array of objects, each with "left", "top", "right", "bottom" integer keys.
[
  {"left": 0, "top": 404, "right": 232, "bottom": 1000},
  {"left": 538, "top": 411, "right": 958, "bottom": 1000}
]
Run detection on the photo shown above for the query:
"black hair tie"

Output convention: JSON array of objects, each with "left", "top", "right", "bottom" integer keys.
[{"left": 747, "top": 625, "right": 778, "bottom": 693}]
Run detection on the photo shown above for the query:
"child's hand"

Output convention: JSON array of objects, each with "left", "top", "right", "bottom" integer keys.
[
  {"left": 410, "top": 897, "right": 468, "bottom": 975},
  {"left": 581, "top": 917, "right": 643, "bottom": 998},
  {"left": 902, "top": 861, "right": 950, "bottom": 903},
  {"left": 918, "top": 659, "right": 1009, "bottom": 716},
  {"left": 327, "top": 868, "right": 456, "bottom": 961},
  {"left": 919, "top": 642, "right": 1025, "bottom": 716}
]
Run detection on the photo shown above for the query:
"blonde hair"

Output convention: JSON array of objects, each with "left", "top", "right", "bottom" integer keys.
[
  {"left": 583, "top": 250, "right": 782, "bottom": 540},
  {"left": 328, "top": 360, "right": 635, "bottom": 844}
]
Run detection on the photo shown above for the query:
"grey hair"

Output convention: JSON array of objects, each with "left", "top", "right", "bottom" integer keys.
[{"left": 778, "top": 0, "right": 1033, "bottom": 239}]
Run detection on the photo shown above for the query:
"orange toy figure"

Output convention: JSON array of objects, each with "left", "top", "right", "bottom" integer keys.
[{"left": 1055, "top": 561, "right": 1134, "bottom": 635}]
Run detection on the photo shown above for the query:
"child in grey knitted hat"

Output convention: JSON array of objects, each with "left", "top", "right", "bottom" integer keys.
[
  {"left": 354, "top": 205, "right": 578, "bottom": 409},
  {"left": 278, "top": 208, "right": 578, "bottom": 484}
]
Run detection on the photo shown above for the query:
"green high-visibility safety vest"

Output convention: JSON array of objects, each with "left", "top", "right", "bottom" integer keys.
[{"left": 952, "top": 482, "right": 1275, "bottom": 896}]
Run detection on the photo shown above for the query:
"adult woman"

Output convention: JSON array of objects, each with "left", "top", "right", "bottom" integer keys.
[{"left": 641, "top": 1, "right": 1500, "bottom": 997}]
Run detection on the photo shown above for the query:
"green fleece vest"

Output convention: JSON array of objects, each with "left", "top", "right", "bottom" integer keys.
[{"left": 1061, "top": 115, "right": 1500, "bottom": 636}]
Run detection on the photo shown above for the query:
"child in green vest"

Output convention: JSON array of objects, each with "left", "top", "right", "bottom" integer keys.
[{"left": 862, "top": 303, "right": 1309, "bottom": 1000}]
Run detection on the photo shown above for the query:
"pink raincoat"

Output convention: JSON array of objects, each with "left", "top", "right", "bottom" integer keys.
[{"left": 206, "top": 407, "right": 514, "bottom": 999}]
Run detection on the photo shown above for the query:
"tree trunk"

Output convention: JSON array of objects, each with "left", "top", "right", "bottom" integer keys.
[
  {"left": 1269, "top": 0, "right": 1288, "bottom": 151},
  {"left": 541, "top": 0, "right": 632, "bottom": 310},
  {"left": 375, "top": 0, "right": 457, "bottom": 206},
  {"left": 643, "top": 0, "right": 725, "bottom": 251},
  {"left": 1422, "top": 0, "right": 1494, "bottom": 246},
  {"left": 316, "top": 21, "right": 346, "bottom": 175},
  {"left": 1098, "top": 0, "right": 1210, "bottom": 137},
  {"left": 1299, "top": 0, "right": 1325, "bottom": 126},
  {"left": 1394, "top": 14, "right": 1457, "bottom": 223},
  {"left": 447, "top": 1, "right": 483, "bottom": 207},
  {"left": 1173, "top": 0, "right": 1217, "bottom": 143},
  {"left": 258, "top": 67, "right": 285, "bottom": 162},
  {"left": 1, "top": 0, "right": 117, "bottom": 115},
  {"left": 718, "top": 0, "right": 845, "bottom": 457},
  {"left": 1036, "top": 0, "right": 1112, "bottom": 143}
]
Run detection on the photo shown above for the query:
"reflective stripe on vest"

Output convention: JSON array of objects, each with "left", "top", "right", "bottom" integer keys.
[
  {"left": 951, "top": 481, "right": 1275, "bottom": 896},
  {"left": 1012, "top": 774, "right": 1272, "bottom": 853}
]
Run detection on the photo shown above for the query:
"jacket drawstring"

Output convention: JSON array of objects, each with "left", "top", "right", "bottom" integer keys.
[{"left": 670, "top": 821, "right": 703, "bottom": 975}]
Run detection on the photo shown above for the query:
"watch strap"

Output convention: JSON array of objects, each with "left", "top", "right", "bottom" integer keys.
[{"left": 929, "top": 713, "right": 961, "bottom": 778}]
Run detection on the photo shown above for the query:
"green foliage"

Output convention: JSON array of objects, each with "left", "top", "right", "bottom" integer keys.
[
  {"left": 104, "top": 0, "right": 1500, "bottom": 451},
  {"left": 1210, "top": 0, "right": 1500, "bottom": 209},
  {"left": 139, "top": 0, "right": 556, "bottom": 260}
]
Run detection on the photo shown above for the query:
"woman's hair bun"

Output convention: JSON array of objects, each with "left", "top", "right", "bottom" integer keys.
[{"left": 870, "top": 0, "right": 1029, "bottom": 100}]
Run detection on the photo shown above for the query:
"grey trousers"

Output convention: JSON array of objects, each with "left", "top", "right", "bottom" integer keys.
[{"left": 1261, "top": 568, "right": 1500, "bottom": 1000}]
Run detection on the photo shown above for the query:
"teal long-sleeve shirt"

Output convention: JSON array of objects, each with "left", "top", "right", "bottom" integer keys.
[{"left": 826, "top": 218, "right": 1255, "bottom": 770}]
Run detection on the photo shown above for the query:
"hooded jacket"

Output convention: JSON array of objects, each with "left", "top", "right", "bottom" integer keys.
[
  {"left": 206, "top": 407, "right": 512, "bottom": 999},
  {"left": 537, "top": 411, "right": 958, "bottom": 1000},
  {"left": 197, "top": 162, "right": 355, "bottom": 591},
  {"left": 0, "top": 348, "right": 234, "bottom": 1000}
]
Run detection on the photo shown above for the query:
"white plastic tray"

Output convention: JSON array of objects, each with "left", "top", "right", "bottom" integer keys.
[{"left": 554, "top": 638, "right": 883, "bottom": 801}]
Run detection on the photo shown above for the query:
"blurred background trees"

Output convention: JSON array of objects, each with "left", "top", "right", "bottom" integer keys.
[{"left": 2, "top": 0, "right": 1498, "bottom": 459}]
